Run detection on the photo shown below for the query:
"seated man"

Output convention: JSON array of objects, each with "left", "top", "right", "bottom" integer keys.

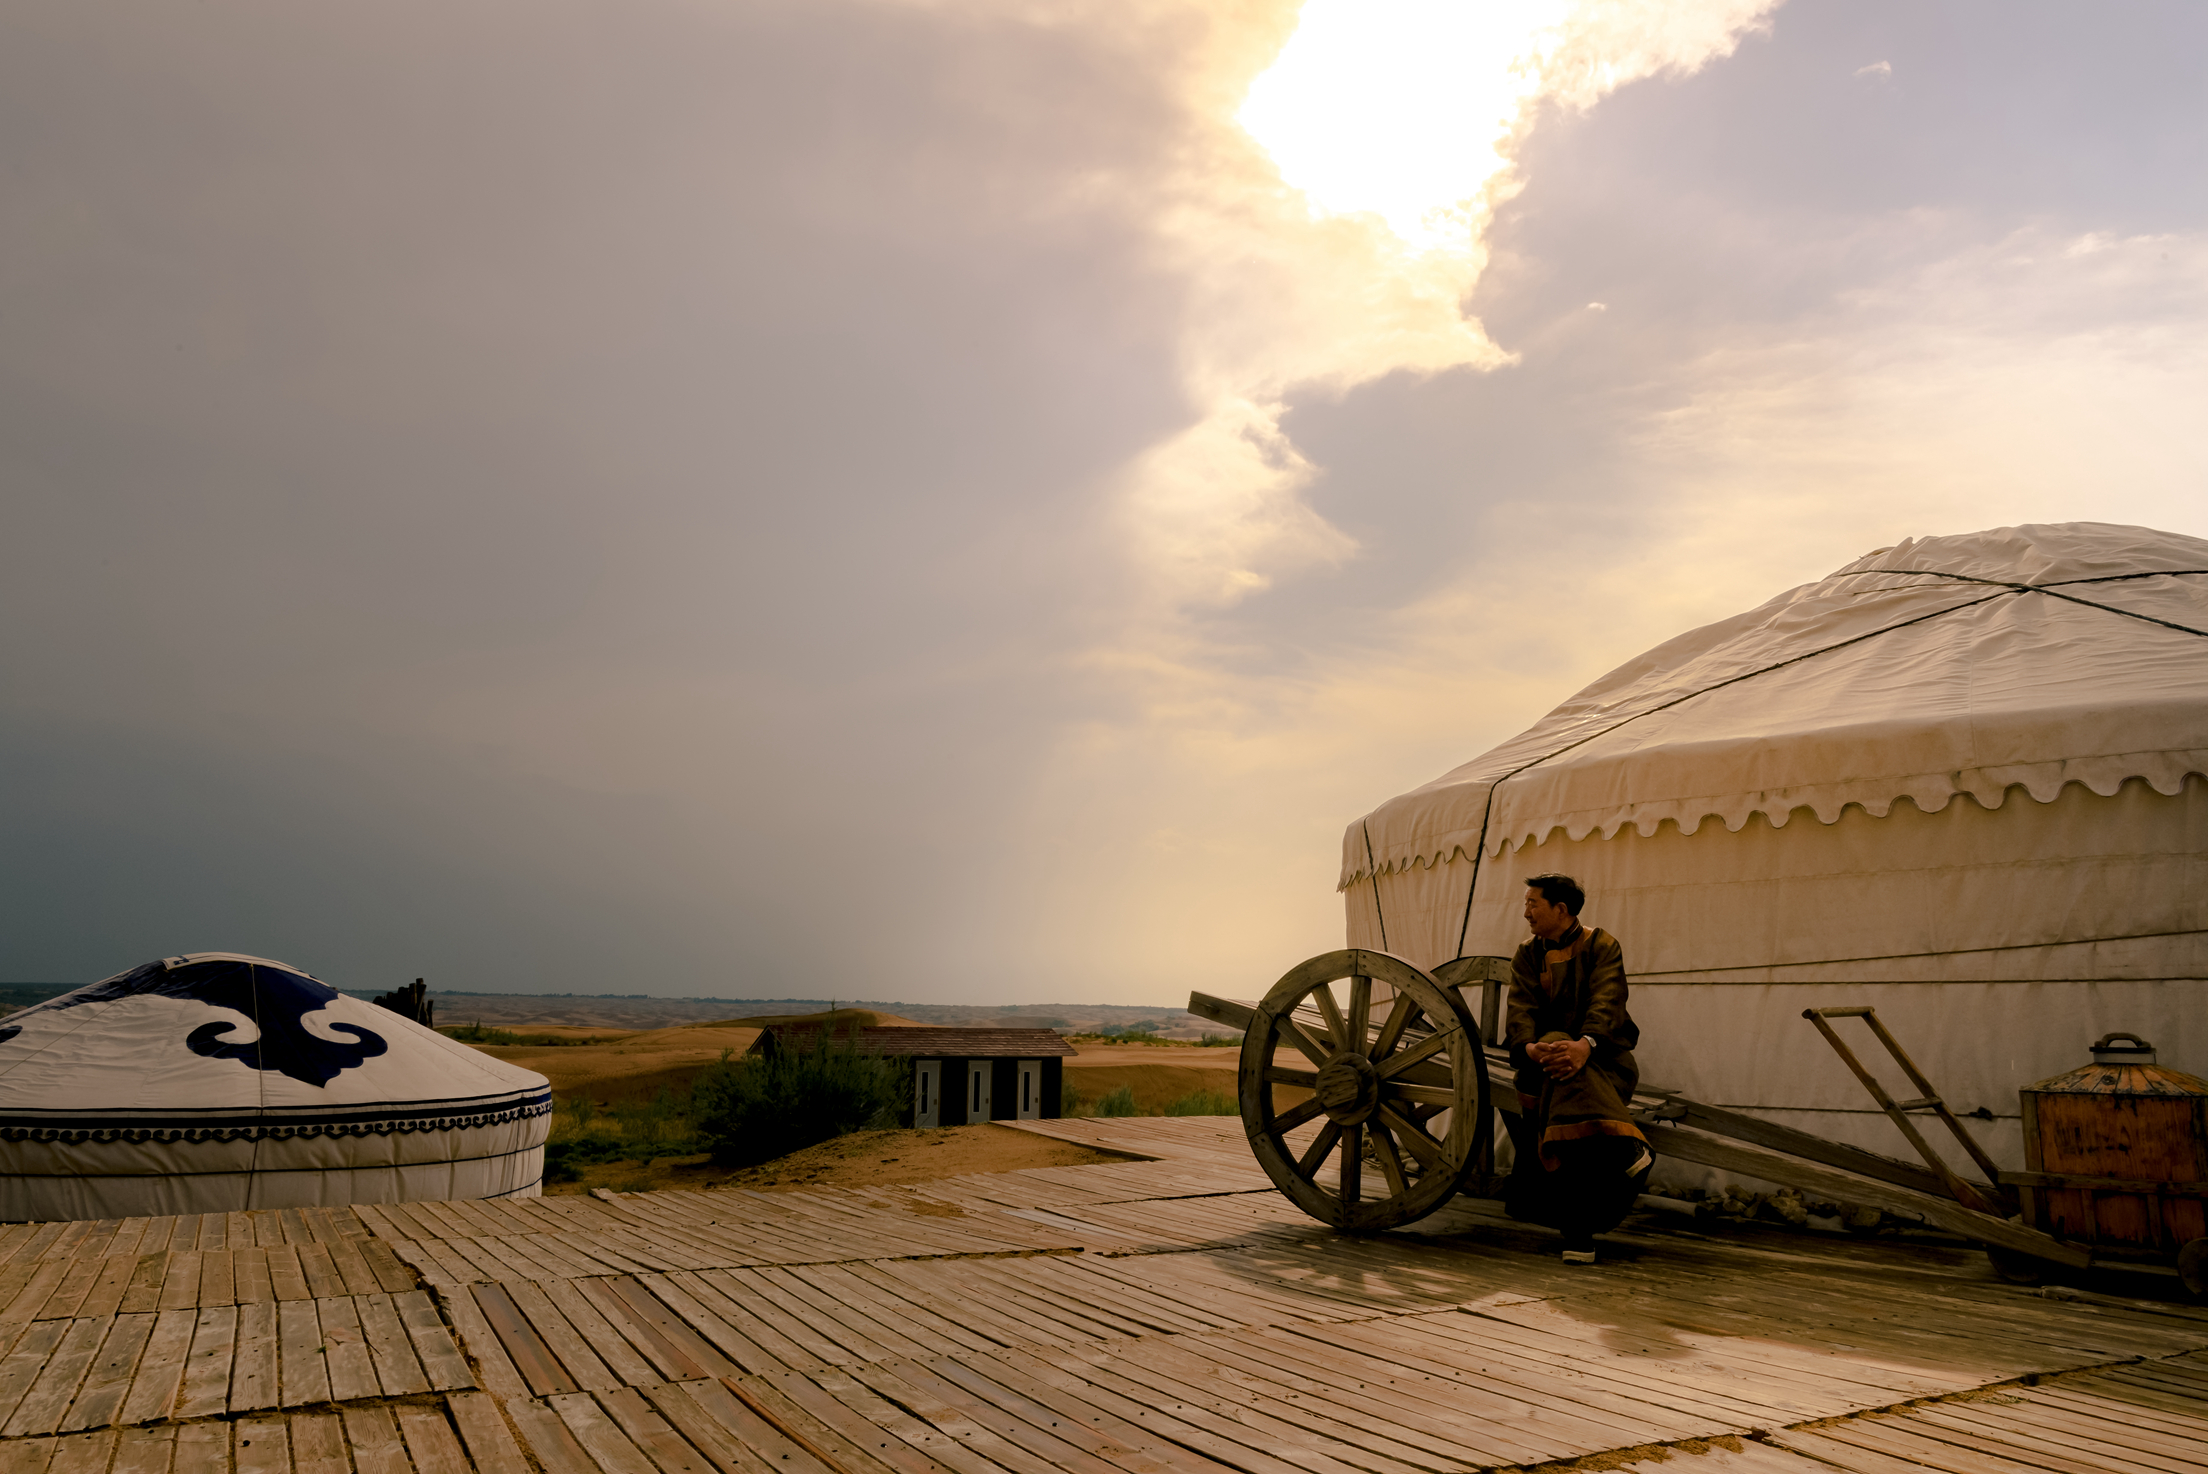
[{"left": 1501, "top": 872, "right": 1653, "bottom": 1264}]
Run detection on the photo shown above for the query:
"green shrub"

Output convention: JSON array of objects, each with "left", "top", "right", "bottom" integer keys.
[
  {"left": 445, "top": 1023, "right": 521, "bottom": 1045},
  {"left": 1164, "top": 1090, "right": 1237, "bottom": 1116},
  {"left": 542, "top": 1086, "right": 708, "bottom": 1181},
  {"left": 1060, "top": 1081, "right": 1085, "bottom": 1116},
  {"left": 691, "top": 1034, "right": 906, "bottom": 1167},
  {"left": 1197, "top": 1033, "right": 1240, "bottom": 1047},
  {"left": 1092, "top": 1086, "right": 1138, "bottom": 1118}
]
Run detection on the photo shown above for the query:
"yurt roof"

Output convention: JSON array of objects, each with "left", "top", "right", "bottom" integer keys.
[
  {"left": 1343, "top": 522, "right": 2208, "bottom": 888},
  {"left": 0, "top": 952, "right": 547, "bottom": 1124}
]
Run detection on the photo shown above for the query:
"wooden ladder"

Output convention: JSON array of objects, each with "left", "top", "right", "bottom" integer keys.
[{"left": 1803, "top": 1005, "right": 2015, "bottom": 1218}]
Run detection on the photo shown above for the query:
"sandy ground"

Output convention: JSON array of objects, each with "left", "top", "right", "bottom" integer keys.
[
  {"left": 545, "top": 1122, "right": 1139, "bottom": 1195},
  {"left": 1060, "top": 1040, "right": 1247, "bottom": 1115},
  {"left": 473, "top": 1026, "right": 1246, "bottom": 1110},
  {"left": 476, "top": 1024, "right": 765, "bottom": 1104},
  {"left": 466, "top": 1009, "right": 925, "bottom": 1104}
]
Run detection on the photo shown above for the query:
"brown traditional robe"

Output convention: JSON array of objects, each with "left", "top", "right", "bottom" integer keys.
[{"left": 1502, "top": 923, "right": 1650, "bottom": 1235}]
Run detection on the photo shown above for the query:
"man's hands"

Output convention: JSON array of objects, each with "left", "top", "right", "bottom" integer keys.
[{"left": 1528, "top": 1036, "right": 1593, "bottom": 1080}]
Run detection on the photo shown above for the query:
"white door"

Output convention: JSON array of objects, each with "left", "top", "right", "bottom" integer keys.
[
  {"left": 967, "top": 1061, "right": 992, "bottom": 1122},
  {"left": 914, "top": 1060, "right": 941, "bottom": 1128},
  {"left": 1015, "top": 1061, "right": 1040, "bottom": 1120}
]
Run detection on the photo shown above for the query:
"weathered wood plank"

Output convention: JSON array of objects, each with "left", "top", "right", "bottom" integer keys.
[
  {"left": 340, "top": 1406, "right": 412, "bottom": 1474},
  {"left": 436, "top": 1284, "right": 530, "bottom": 1403},
  {"left": 115, "top": 1256, "right": 171, "bottom": 1319},
  {"left": 7, "top": 1318, "right": 111, "bottom": 1437},
  {"left": 231, "top": 1418, "right": 288, "bottom": 1474},
  {"left": 356, "top": 1293, "right": 429, "bottom": 1398},
  {"left": 595, "top": 1386, "right": 723, "bottom": 1474},
  {"left": 288, "top": 1414, "right": 347, "bottom": 1474},
  {"left": 155, "top": 1255, "right": 201, "bottom": 1316},
  {"left": 275, "top": 1300, "right": 330, "bottom": 1409},
  {"left": 543, "top": 1390, "right": 680, "bottom": 1474},
  {"left": 228, "top": 1300, "right": 280, "bottom": 1413},
  {"left": 46, "top": 1429, "right": 119, "bottom": 1474},
  {"left": 113, "top": 1425, "right": 177, "bottom": 1474},
  {"left": 468, "top": 1285, "right": 575, "bottom": 1397},
  {"left": 395, "top": 1406, "right": 473, "bottom": 1474},
  {"left": 59, "top": 1313, "right": 156, "bottom": 1433},
  {"left": 174, "top": 1305, "right": 238, "bottom": 1421},
  {"left": 171, "top": 1421, "right": 230, "bottom": 1474},
  {"left": 233, "top": 1251, "right": 275, "bottom": 1308},
  {"left": 263, "top": 1249, "right": 311, "bottom": 1305},
  {"left": 447, "top": 1389, "right": 535, "bottom": 1474},
  {"left": 392, "top": 1290, "right": 473, "bottom": 1392},
  {"left": 499, "top": 1281, "right": 615, "bottom": 1393},
  {"left": 316, "top": 1297, "right": 379, "bottom": 1406},
  {"left": 502, "top": 1399, "right": 601, "bottom": 1474},
  {"left": 536, "top": 1281, "right": 657, "bottom": 1387}
]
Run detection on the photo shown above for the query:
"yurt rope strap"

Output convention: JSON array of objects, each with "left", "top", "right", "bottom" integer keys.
[
  {"left": 1443, "top": 565, "right": 2208, "bottom": 958},
  {"left": 1362, "top": 823, "right": 1389, "bottom": 953},
  {"left": 1834, "top": 567, "right": 2208, "bottom": 639}
]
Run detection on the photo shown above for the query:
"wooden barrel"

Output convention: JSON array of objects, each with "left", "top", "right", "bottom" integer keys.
[{"left": 2020, "top": 1033, "right": 2208, "bottom": 1256}]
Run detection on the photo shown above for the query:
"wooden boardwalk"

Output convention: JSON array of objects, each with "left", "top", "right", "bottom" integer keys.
[{"left": 0, "top": 1119, "right": 2204, "bottom": 1474}]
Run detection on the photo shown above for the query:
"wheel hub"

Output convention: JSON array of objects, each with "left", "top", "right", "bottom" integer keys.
[{"left": 1314, "top": 1051, "right": 1379, "bottom": 1126}]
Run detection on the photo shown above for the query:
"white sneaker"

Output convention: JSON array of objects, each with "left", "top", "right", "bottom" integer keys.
[
  {"left": 1627, "top": 1146, "right": 1653, "bottom": 1177},
  {"left": 1561, "top": 1248, "right": 1597, "bottom": 1265}
]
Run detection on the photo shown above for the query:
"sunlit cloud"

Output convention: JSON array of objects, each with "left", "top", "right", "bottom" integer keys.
[{"left": 1105, "top": 0, "right": 1779, "bottom": 615}]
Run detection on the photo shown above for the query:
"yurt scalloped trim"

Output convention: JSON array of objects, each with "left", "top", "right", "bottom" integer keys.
[{"left": 1341, "top": 753, "right": 2207, "bottom": 884}]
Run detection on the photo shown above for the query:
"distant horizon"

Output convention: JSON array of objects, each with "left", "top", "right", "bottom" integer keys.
[{"left": 0, "top": 981, "right": 1196, "bottom": 1012}]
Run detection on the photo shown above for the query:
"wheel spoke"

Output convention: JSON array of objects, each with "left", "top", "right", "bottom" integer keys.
[
  {"left": 1374, "top": 1028, "right": 1451, "bottom": 1080},
  {"left": 1346, "top": 975, "right": 1371, "bottom": 1055},
  {"left": 1380, "top": 1080, "right": 1456, "bottom": 1108},
  {"left": 1271, "top": 1093, "right": 1328, "bottom": 1133},
  {"left": 1368, "top": 1121, "right": 1410, "bottom": 1199},
  {"left": 1339, "top": 1124, "right": 1363, "bottom": 1202},
  {"left": 1272, "top": 1013, "right": 1333, "bottom": 1069},
  {"left": 1264, "top": 1065, "right": 1319, "bottom": 1088},
  {"left": 1310, "top": 983, "right": 1349, "bottom": 1052},
  {"left": 1296, "top": 1122, "right": 1342, "bottom": 1177},
  {"left": 1369, "top": 992, "right": 1417, "bottom": 1062},
  {"left": 1374, "top": 1102, "right": 1443, "bottom": 1168}
]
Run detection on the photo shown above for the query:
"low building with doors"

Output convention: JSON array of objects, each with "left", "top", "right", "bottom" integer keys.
[{"left": 745, "top": 1025, "right": 1074, "bottom": 1126}]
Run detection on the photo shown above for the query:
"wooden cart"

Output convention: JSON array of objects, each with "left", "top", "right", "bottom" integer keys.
[
  {"left": 1189, "top": 948, "right": 2203, "bottom": 1294},
  {"left": 1804, "top": 1011, "right": 2208, "bottom": 1296}
]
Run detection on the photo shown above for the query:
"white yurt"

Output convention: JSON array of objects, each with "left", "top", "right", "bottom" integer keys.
[
  {"left": 0, "top": 953, "right": 551, "bottom": 1221},
  {"left": 1342, "top": 522, "right": 2206, "bottom": 1179}
]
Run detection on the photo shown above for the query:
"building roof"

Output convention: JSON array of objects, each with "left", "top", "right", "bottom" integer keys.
[{"left": 746, "top": 1025, "right": 1074, "bottom": 1059}]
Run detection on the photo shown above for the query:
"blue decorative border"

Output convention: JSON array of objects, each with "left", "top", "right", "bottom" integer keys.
[{"left": 0, "top": 1089, "right": 552, "bottom": 1145}]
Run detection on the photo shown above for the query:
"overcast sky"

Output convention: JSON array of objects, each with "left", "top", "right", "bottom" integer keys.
[{"left": 4, "top": 0, "right": 2204, "bottom": 1002}]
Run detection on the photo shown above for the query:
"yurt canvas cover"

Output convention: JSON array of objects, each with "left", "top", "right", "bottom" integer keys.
[
  {"left": 1342, "top": 523, "right": 2206, "bottom": 1176},
  {"left": 0, "top": 954, "right": 550, "bottom": 1221}
]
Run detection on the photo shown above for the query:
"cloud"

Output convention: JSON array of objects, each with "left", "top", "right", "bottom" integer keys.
[
  {"left": 1114, "top": 0, "right": 1779, "bottom": 619},
  {"left": 3, "top": 0, "right": 2203, "bottom": 1004}
]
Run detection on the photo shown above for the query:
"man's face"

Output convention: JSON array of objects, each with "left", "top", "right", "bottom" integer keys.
[{"left": 1524, "top": 888, "right": 1575, "bottom": 942}]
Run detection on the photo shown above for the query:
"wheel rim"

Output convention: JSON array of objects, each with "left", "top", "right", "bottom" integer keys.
[{"left": 1239, "top": 949, "right": 1490, "bottom": 1233}]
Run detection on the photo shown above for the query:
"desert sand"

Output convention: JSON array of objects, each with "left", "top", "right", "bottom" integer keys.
[
  {"left": 447, "top": 1014, "right": 1266, "bottom": 1195},
  {"left": 547, "top": 1122, "right": 1140, "bottom": 1196}
]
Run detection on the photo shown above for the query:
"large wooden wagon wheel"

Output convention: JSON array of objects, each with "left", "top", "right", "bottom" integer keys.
[{"left": 1239, "top": 949, "right": 1490, "bottom": 1233}]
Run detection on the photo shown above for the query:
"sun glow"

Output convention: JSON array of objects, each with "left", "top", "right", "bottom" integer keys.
[{"left": 1239, "top": 0, "right": 1573, "bottom": 251}]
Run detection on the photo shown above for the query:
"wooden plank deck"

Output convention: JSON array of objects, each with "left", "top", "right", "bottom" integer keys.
[{"left": 0, "top": 1117, "right": 2203, "bottom": 1474}]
